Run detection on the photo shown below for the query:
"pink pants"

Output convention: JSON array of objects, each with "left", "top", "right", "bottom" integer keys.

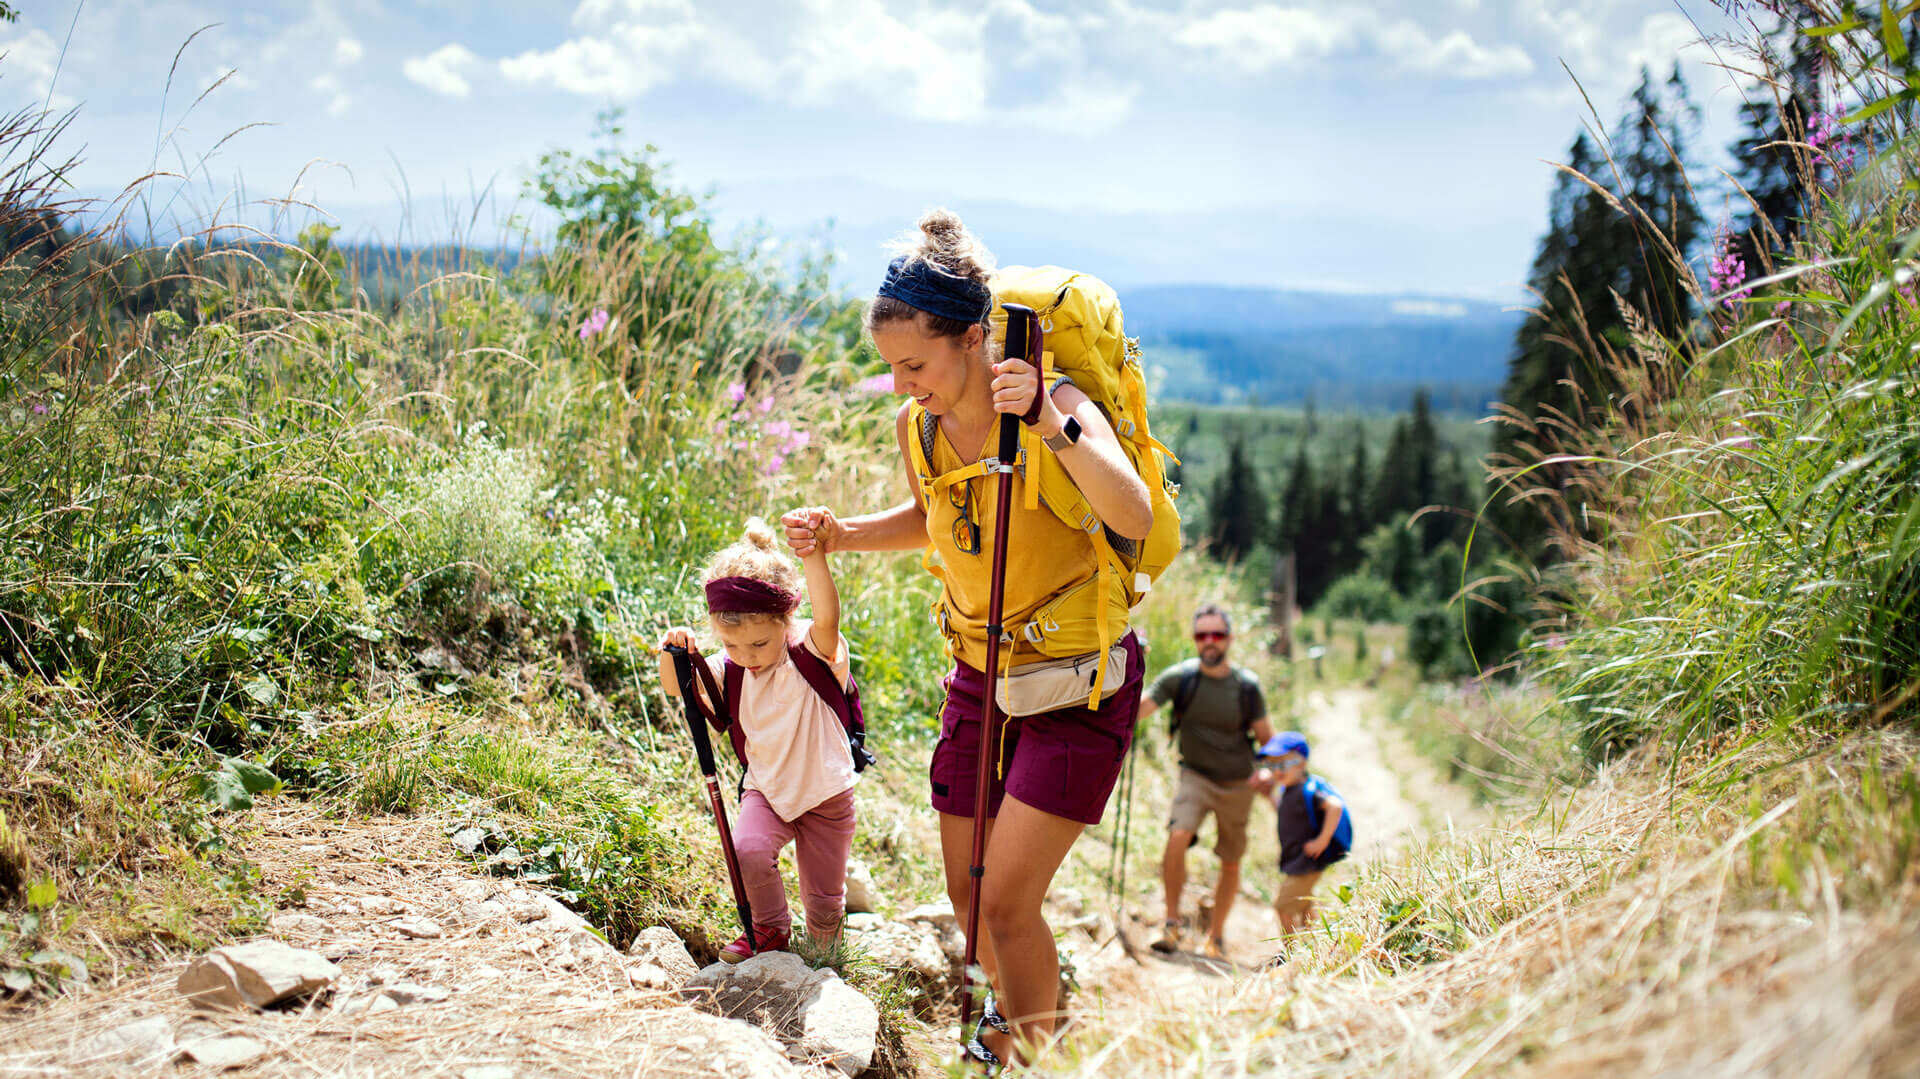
[{"left": 732, "top": 788, "right": 856, "bottom": 940}]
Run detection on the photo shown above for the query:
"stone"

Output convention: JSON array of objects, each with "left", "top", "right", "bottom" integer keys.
[
  {"left": 452, "top": 827, "right": 489, "bottom": 855},
  {"left": 368, "top": 994, "right": 401, "bottom": 1014},
  {"left": 625, "top": 927, "right": 700, "bottom": 988},
  {"left": 901, "top": 902, "right": 966, "bottom": 962},
  {"left": 843, "top": 912, "right": 884, "bottom": 932},
  {"left": 355, "top": 894, "right": 405, "bottom": 915},
  {"left": 795, "top": 975, "right": 879, "bottom": 1077},
  {"left": 532, "top": 894, "right": 589, "bottom": 932},
  {"left": 557, "top": 925, "right": 619, "bottom": 963},
  {"left": 79, "top": 1015, "right": 173, "bottom": 1063},
  {"left": 627, "top": 964, "right": 674, "bottom": 990},
  {"left": 685, "top": 952, "right": 879, "bottom": 1077},
  {"left": 842, "top": 858, "right": 878, "bottom": 914},
  {"left": 452, "top": 878, "right": 492, "bottom": 902},
  {"left": 269, "top": 912, "right": 327, "bottom": 936},
  {"left": 178, "top": 1033, "right": 270, "bottom": 1068},
  {"left": 177, "top": 941, "right": 339, "bottom": 1010},
  {"left": 381, "top": 981, "right": 451, "bottom": 1006},
  {"left": 852, "top": 920, "right": 950, "bottom": 984},
  {"left": 631, "top": 1006, "right": 806, "bottom": 1078},
  {"left": 390, "top": 915, "right": 444, "bottom": 939}
]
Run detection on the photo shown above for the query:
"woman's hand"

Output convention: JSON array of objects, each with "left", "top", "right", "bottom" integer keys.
[
  {"left": 782, "top": 506, "right": 842, "bottom": 558},
  {"left": 991, "top": 354, "right": 1058, "bottom": 432}
]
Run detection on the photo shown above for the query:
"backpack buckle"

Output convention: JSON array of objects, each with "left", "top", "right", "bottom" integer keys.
[
  {"left": 1114, "top": 417, "right": 1136, "bottom": 439},
  {"left": 1079, "top": 512, "right": 1100, "bottom": 534},
  {"left": 1021, "top": 622, "right": 1045, "bottom": 645}
]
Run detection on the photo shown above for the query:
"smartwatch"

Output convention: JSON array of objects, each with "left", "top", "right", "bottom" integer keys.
[{"left": 1043, "top": 416, "right": 1082, "bottom": 452}]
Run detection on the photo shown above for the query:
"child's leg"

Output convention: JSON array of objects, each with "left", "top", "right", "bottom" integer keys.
[
  {"left": 732, "top": 789, "right": 797, "bottom": 938},
  {"left": 1272, "top": 870, "right": 1322, "bottom": 935},
  {"left": 790, "top": 789, "right": 856, "bottom": 945}
]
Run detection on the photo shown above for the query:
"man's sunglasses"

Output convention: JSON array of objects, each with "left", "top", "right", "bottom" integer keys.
[{"left": 1193, "top": 631, "right": 1229, "bottom": 642}]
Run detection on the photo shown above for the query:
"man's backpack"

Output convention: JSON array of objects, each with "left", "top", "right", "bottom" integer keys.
[
  {"left": 1168, "top": 661, "right": 1262, "bottom": 740},
  {"left": 906, "top": 266, "right": 1183, "bottom": 707},
  {"left": 717, "top": 641, "right": 876, "bottom": 777},
  {"left": 1302, "top": 775, "right": 1354, "bottom": 853}
]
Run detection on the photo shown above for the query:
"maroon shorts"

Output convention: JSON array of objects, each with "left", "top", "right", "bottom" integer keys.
[{"left": 929, "top": 632, "right": 1144, "bottom": 826}]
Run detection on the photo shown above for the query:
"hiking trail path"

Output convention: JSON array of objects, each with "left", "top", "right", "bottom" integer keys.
[{"left": 1072, "top": 685, "right": 1482, "bottom": 1043}]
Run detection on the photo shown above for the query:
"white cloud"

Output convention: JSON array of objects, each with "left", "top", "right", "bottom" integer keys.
[
  {"left": 310, "top": 71, "right": 351, "bottom": 117},
  {"left": 0, "top": 26, "right": 74, "bottom": 109},
  {"left": 493, "top": 0, "right": 1118, "bottom": 130},
  {"left": 1384, "top": 22, "right": 1535, "bottom": 79},
  {"left": 335, "top": 37, "right": 364, "bottom": 66},
  {"left": 1169, "top": 4, "right": 1530, "bottom": 80},
  {"left": 1391, "top": 298, "right": 1469, "bottom": 318},
  {"left": 1622, "top": 12, "right": 1700, "bottom": 78},
  {"left": 1174, "top": 6, "right": 1361, "bottom": 72},
  {"left": 404, "top": 43, "right": 482, "bottom": 99}
]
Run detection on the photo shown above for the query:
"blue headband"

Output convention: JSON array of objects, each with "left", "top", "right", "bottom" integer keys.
[{"left": 876, "top": 255, "right": 992, "bottom": 325}]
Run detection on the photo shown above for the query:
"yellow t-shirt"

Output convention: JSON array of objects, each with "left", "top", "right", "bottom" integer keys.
[
  {"left": 923, "top": 421, "right": 1103, "bottom": 672},
  {"left": 705, "top": 621, "right": 856, "bottom": 822}
]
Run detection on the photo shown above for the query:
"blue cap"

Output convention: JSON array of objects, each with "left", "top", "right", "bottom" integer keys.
[{"left": 1257, "top": 731, "right": 1309, "bottom": 759}]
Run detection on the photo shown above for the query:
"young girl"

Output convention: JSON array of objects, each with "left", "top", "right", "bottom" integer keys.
[{"left": 657, "top": 514, "right": 856, "bottom": 961}]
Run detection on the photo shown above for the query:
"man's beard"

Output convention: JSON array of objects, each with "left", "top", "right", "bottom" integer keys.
[{"left": 1199, "top": 645, "right": 1225, "bottom": 666}]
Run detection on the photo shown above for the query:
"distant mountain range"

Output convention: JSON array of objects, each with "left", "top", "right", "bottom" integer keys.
[{"left": 1121, "top": 285, "right": 1526, "bottom": 412}]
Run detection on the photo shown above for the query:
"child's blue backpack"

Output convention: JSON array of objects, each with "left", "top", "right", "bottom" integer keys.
[{"left": 1302, "top": 774, "right": 1354, "bottom": 854}]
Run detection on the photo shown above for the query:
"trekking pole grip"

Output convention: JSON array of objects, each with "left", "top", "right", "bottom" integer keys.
[{"left": 999, "top": 303, "right": 1036, "bottom": 463}]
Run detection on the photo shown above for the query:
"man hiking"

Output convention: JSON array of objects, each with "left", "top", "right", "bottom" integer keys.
[{"left": 1137, "top": 602, "right": 1273, "bottom": 959}]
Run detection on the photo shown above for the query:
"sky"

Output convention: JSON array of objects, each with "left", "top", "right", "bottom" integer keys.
[{"left": 0, "top": 1, "right": 1764, "bottom": 301}]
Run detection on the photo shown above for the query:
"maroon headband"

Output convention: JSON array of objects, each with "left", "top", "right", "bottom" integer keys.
[{"left": 704, "top": 576, "right": 799, "bottom": 615}]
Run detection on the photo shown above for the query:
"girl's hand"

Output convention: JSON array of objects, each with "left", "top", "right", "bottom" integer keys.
[
  {"left": 659, "top": 626, "right": 695, "bottom": 651},
  {"left": 782, "top": 506, "right": 840, "bottom": 558},
  {"left": 991, "top": 354, "right": 1057, "bottom": 430}
]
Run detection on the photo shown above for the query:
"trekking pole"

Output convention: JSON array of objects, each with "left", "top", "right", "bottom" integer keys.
[
  {"left": 665, "top": 643, "right": 755, "bottom": 957},
  {"left": 1109, "top": 731, "right": 1144, "bottom": 963},
  {"left": 959, "top": 302, "right": 1037, "bottom": 1042}
]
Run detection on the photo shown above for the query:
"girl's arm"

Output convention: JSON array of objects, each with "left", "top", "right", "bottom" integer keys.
[
  {"left": 991, "top": 361, "right": 1153, "bottom": 541},
  {"left": 784, "top": 405, "right": 930, "bottom": 556},
  {"left": 793, "top": 515, "right": 840, "bottom": 659}
]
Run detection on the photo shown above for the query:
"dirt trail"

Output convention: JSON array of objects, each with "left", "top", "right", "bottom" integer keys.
[{"left": 1072, "top": 684, "right": 1479, "bottom": 1029}]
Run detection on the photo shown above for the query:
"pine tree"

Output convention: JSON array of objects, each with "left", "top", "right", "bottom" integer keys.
[
  {"left": 1207, "top": 437, "right": 1266, "bottom": 563},
  {"left": 1494, "top": 67, "right": 1703, "bottom": 557}
]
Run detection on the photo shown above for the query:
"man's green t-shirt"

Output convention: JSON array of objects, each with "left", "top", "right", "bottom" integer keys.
[{"left": 1147, "top": 659, "right": 1267, "bottom": 782}]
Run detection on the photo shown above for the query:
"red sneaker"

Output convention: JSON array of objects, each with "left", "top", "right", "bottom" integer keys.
[{"left": 719, "top": 926, "right": 789, "bottom": 964}]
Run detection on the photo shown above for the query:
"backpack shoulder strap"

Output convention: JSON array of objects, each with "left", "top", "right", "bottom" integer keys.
[
  {"left": 1302, "top": 775, "right": 1322, "bottom": 836},
  {"left": 1169, "top": 661, "right": 1202, "bottom": 734},
  {"left": 1237, "top": 667, "right": 1260, "bottom": 731},
  {"left": 720, "top": 659, "right": 749, "bottom": 769},
  {"left": 788, "top": 640, "right": 875, "bottom": 773},
  {"left": 788, "top": 641, "right": 851, "bottom": 731}
]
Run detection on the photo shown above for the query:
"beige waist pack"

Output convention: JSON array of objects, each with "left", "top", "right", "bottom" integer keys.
[{"left": 995, "top": 641, "right": 1129, "bottom": 717}]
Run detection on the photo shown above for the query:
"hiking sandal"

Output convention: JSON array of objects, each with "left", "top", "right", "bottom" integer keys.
[
  {"left": 963, "top": 1035, "right": 1004, "bottom": 1075},
  {"left": 977, "top": 994, "right": 1011, "bottom": 1036}
]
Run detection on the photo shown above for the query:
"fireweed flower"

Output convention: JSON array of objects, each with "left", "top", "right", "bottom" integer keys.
[
  {"left": 727, "top": 382, "right": 747, "bottom": 404},
  {"left": 1708, "top": 227, "right": 1751, "bottom": 310},
  {"left": 757, "top": 395, "right": 774, "bottom": 415},
  {"left": 577, "top": 308, "right": 610, "bottom": 340},
  {"left": 853, "top": 373, "right": 894, "bottom": 395}
]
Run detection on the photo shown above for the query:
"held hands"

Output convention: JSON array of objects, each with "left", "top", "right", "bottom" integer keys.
[
  {"left": 658, "top": 626, "right": 696, "bottom": 652},
  {"left": 991, "top": 354, "right": 1062, "bottom": 436},
  {"left": 781, "top": 506, "right": 840, "bottom": 558}
]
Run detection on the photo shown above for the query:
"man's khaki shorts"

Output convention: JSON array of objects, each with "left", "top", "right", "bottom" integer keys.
[{"left": 1166, "top": 767, "right": 1257, "bottom": 861}]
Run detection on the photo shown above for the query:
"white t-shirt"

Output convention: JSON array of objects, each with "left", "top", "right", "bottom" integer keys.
[{"left": 705, "top": 620, "right": 857, "bottom": 821}]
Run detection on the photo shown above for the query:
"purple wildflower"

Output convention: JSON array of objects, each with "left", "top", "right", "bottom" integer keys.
[
  {"left": 1708, "top": 227, "right": 1751, "bottom": 310},
  {"left": 756, "top": 395, "right": 774, "bottom": 415},
  {"left": 763, "top": 420, "right": 792, "bottom": 440},
  {"left": 784, "top": 429, "right": 811, "bottom": 453},
  {"left": 764, "top": 452, "right": 787, "bottom": 476},
  {"left": 1772, "top": 300, "right": 1791, "bottom": 317},
  {"left": 853, "top": 373, "right": 894, "bottom": 395},
  {"left": 727, "top": 381, "right": 747, "bottom": 404},
  {"left": 31, "top": 402, "right": 47, "bottom": 415},
  {"left": 577, "top": 308, "right": 610, "bottom": 340}
]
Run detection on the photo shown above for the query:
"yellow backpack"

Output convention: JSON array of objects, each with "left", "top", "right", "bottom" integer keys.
[{"left": 906, "top": 265, "right": 1183, "bottom": 706}]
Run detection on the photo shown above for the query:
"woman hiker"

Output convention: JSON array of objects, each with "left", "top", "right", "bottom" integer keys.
[{"left": 784, "top": 210, "right": 1153, "bottom": 1069}]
